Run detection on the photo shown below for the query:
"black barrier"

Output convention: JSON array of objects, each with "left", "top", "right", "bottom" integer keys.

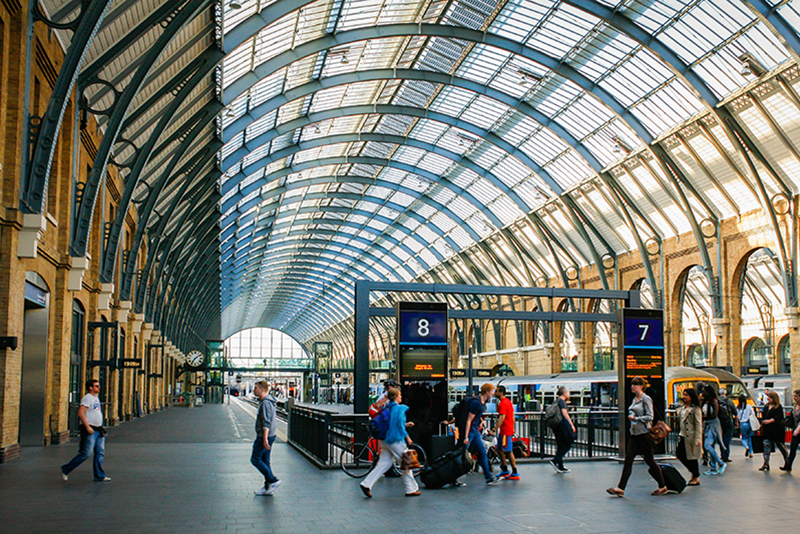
[{"left": 287, "top": 404, "right": 689, "bottom": 468}]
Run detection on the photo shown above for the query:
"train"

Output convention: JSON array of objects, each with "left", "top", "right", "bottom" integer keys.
[
  {"left": 446, "top": 366, "right": 744, "bottom": 412},
  {"left": 744, "top": 374, "right": 794, "bottom": 406}
]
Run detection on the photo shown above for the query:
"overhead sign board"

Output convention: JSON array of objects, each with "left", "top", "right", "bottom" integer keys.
[
  {"left": 396, "top": 301, "right": 448, "bottom": 381},
  {"left": 120, "top": 358, "right": 142, "bottom": 369}
]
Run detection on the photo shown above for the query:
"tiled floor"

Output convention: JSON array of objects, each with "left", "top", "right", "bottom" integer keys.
[{"left": 1, "top": 399, "right": 796, "bottom": 533}]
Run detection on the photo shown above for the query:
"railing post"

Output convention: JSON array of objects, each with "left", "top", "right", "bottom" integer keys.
[
  {"left": 538, "top": 414, "right": 546, "bottom": 459},
  {"left": 588, "top": 408, "right": 594, "bottom": 458}
]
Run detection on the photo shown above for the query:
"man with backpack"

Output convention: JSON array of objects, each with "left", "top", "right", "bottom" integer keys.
[
  {"left": 718, "top": 388, "right": 738, "bottom": 463},
  {"left": 548, "top": 386, "right": 576, "bottom": 473},
  {"left": 458, "top": 383, "right": 499, "bottom": 486}
]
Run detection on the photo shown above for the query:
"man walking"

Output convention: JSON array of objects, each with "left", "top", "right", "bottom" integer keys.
[
  {"left": 61, "top": 379, "right": 110, "bottom": 482},
  {"left": 719, "top": 388, "right": 738, "bottom": 463},
  {"left": 463, "top": 383, "right": 499, "bottom": 486},
  {"left": 491, "top": 386, "right": 519, "bottom": 480},
  {"left": 252, "top": 380, "right": 281, "bottom": 496},
  {"left": 551, "top": 386, "right": 576, "bottom": 473}
]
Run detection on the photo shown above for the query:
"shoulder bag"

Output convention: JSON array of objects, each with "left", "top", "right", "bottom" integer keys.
[
  {"left": 748, "top": 408, "right": 761, "bottom": 432},
  {"left": 401, "top": 449, "right": 420, "bottom": 470},
  {"left": 645, "top": 399, "right": 671, "bottom": 447}
]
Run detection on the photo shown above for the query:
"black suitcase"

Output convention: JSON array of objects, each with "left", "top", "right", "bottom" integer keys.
[
  {"left": 420, "top": 447, "right": 472, "bottom": 489},
  {"left": 654, "top": 463, "right": 686, "bottom": 494},
  {"left": 431, "top": 434, "right": 456, "bottom": 460}
]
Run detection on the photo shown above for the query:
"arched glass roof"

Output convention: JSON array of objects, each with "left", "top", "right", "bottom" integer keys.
[{"left": 38, "top": 0, "right": 800, "bottom": 349}]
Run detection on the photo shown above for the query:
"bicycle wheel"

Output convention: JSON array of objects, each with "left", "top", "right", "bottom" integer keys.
[{"left": 340, "top": 442, "right": 378, "bottom": 478}]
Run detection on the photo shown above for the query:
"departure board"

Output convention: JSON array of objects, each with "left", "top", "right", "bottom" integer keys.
[{"left": 618, "top": 308, "right": 666, "bottom": 454}]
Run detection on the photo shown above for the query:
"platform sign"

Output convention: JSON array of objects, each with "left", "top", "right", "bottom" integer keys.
[
  {"left": 618, "top": 308, "right": 665, "bottom": 455},
  {"left": 396, "top": 301, "right": 448, "bottom": 381}
]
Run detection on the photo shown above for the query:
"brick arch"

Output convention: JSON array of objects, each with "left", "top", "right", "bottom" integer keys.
[
  {"left": 729, "top": 247, "right": 779, "bottom": 375},
  {"left": 669, "top": 264, "right": 703, "bottom": 367}
]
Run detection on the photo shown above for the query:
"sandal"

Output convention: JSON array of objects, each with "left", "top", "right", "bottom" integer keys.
[
  {"left": 606, "top": 487, "right": 624, "bottom": 497},
  {"left": 651, "top": 487, "right": 668, "bottom": 496},
  {"left": 687, "top": 479, "right": 700, "bottom": 486}
]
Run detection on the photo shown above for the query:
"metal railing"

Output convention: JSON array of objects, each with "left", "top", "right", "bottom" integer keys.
[{"left": 287, "top": 404, "right": 682, "bottom": 469}]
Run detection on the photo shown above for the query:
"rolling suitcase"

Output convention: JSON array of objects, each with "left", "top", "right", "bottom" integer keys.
[
  {"left": 420, "top": 446, "right": 472, "bottom": 489},
  {"left": 655, "top": 463, "right": 686, "bottom": 494},
  {"left": 431, "top": 423, "right": 457, "bottom": 460}
]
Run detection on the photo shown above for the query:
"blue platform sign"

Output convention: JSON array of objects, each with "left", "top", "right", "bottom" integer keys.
[
  {"left": 623, "top": 316, "right": 664, "bottom": 349},
  {"left": 398, "top": 310, "right": 447, "bottom": 346}
]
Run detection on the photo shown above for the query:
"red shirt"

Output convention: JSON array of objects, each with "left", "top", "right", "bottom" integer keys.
[{"left": 498, "top": 397, "right": 514, "bottom": 435}]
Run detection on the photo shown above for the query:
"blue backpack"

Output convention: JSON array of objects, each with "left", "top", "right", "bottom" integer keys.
[{"left": 370, "top": 404, "right": 392, "bottom": 440}]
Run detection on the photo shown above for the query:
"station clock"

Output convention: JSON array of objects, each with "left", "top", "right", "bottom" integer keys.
[{"left": 186, "top": 350, "right": 205, "bottom": 368}]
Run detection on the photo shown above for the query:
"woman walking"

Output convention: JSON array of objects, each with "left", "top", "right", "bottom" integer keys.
[
  {"left": 781, "top": 390, "right": 800, "bottom": 473},
  {"left": 737, "top": 395, "right": 755, "bottom": 458},
  {"left": 759, "top": 390, "right": 788, "bottom": 471},
  {"left": 606, "top": 377, "right": 667, "bottom": 497},
  {"left": 360, "top": 388, "right": 420, "bottom": 497},
  {"left": 701, "top": 385, "right": 726, "bottom": 475},
  {"left": 676, "top": 388, "right": 703, "bottom": 486}
]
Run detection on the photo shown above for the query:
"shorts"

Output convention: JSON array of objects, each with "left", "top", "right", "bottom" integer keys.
[{"left": 498, "top": 434, "right": 514, "bottom": 453}]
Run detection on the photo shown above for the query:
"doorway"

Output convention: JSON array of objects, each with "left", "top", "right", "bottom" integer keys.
[{"left": 20, "top": 272, "right": 50, "bottom": 446}]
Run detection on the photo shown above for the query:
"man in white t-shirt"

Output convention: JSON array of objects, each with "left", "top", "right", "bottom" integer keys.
[{"left": 60, "top": 379, "right": 110, "bottom": 482}]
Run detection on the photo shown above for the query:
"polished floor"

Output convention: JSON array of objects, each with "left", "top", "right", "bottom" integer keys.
[{"left": 1, "top": 399, "right": 797, "bottom": 534}]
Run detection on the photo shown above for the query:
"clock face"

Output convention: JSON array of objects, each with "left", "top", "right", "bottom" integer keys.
[{"left": 187, "top": 351, "right": 204, "bottom": 367}]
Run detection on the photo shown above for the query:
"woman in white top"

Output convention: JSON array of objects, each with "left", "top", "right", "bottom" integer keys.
[{"left": 737, "top": 395, "right": 755, "bottom": 458}]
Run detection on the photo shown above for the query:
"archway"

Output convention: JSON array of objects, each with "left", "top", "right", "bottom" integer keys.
[
  {"left": 676, "top": 266, "right": 715, "bottom": 367},
  {"left": 738, "top": 248, "right": 786, "bottom": 374}
]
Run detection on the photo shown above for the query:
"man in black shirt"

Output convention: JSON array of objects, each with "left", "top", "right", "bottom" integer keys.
[{"left": 551, "top": 386, "right": 576, "bottom": 473}]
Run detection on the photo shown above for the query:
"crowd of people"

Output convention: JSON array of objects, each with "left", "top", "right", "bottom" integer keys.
[{"left": 358, "top": 379, "right": 800, "bottom": 499}]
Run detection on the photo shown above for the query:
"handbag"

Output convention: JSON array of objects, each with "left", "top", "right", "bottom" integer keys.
[
  {"left": 646, "top": 420, "right": 671, "bottom": 447},
  {"left": 401, "top": 449, "right": 420, "bottom": 470},
  {"left": 748, "top": 410, "right": 761, "bottom": 432}
]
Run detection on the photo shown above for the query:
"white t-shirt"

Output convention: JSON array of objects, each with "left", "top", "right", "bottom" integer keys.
[{"left": 81, "top": 393, "right": 103, "bottom": 426}]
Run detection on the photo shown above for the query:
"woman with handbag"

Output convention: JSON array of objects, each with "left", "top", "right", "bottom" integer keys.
[
  {"left": 760, "top": 390, "right": 788, "bottom": 471},
  {"left": 780, "top": 390, "right": 800, "bottom": 473},
  {"left": 701, "top": 385, "right": 726, "bottom": 475},
  {"left": 676, "top": 388, "right": 703, "bottom": 486},
  {"left": 360, "top": 388, "right": 420, "bottom": 497},
  {"left": 737, "top": 395, "right": 756, "bottom": 458},
  {"left": 606, "top": 377, "right": 667, "bottom": 497}
]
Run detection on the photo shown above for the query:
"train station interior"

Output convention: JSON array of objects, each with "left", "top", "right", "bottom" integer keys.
[{"left": 2, "top": 0, "right": 800, "bottom": 530}]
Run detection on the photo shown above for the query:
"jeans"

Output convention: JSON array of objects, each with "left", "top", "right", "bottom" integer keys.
[
  {"left": 61, "top": 428, "right": 106, "bottom": 480},
  {"left": 361, "top": 440, "right": 418, "bottom": 494},
  {"left": 251, "top": 435, "right": 278, "bottom": 485},
  {"left": 618, "top": 433, "right": 664, "bottom": 491},
  {"left": 721, "top": 425, "right": 733, "bottom": 461},
  {"left": 739, "top": 421, "right": 753, "bottom": 454},
  {"left": 467, "top": 428, "right": 492, "bottom": 481},
  {"left": 553, "top": 424, "right": 574, "bottom": 468},
  {"left": 703, "top": 422, "right": 723, "bottom": 470},
  {"left": 786, "top": 433, "right": 800, "bottom": 469}
]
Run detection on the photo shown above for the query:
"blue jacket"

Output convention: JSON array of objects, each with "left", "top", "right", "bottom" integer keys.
[{"left": 385, "top": 401, "right": 410, "bottom": 444}]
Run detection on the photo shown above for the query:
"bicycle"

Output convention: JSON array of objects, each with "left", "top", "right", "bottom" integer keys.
[{"left": 340, "top": 425, "right": 427, "bottom": 478}]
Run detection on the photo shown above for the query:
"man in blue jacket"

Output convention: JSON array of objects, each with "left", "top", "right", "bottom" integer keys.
[{"left": 252, "top": 380, "right": 280, "bottom": 496}]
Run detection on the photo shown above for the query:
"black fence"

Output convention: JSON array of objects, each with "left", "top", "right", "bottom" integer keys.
[{"left": 287, "top": 404, "right": 688, "bottom": 468}]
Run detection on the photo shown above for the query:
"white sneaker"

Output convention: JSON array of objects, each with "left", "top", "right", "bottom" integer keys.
[
  {"left": 61, "top": 472, "right": 68, "bottom": 481},
  {"left": 266, "top": 480, "right": 282, "bottom": 495},
  {"left": 95, "top": 477, "right": 111, "bottom": 482},
  {"left": 254, "top": 487, "right": 270, "bottom": 496}
]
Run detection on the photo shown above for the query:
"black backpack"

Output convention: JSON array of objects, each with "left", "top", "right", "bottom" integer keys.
[
  {"left": 718, "top": 398, "right": 732, "bottom": 426},
  {"left": 452, "top": 396, "right": 476, "bottom": 436}
]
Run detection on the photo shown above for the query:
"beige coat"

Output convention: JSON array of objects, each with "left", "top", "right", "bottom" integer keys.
[{"left": 677, "top": 404, "right": 703, "bottom": 460}]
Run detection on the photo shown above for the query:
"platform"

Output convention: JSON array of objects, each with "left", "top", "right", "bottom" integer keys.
[{"left": 1, "top": 399, "right": 797, "bottom": 534}]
